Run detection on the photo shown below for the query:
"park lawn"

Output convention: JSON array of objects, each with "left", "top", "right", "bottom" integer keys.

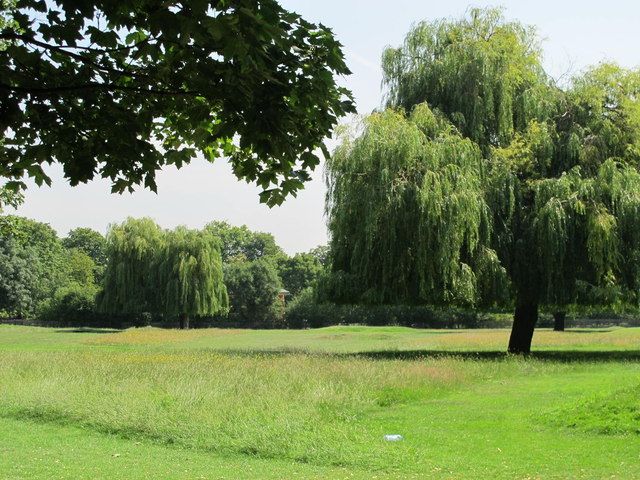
[
  {"left": 0, "top": 417, "right": 371, "bottom": 480},
  {"left": 1, "top": 325, "right": 639, "bottom": 479}
]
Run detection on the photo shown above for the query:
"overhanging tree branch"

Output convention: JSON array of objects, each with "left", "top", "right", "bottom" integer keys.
[
  {"left": 0, "top": 82, "right": 200, "bottom": 97},
  {"left": 7, "top": 33, "right": 150, "bottom": 80}
]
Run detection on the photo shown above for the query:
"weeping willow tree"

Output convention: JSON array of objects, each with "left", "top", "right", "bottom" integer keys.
[
  {"left": 99, "top": 217, "right": 165, "bottom": 315},
  {"left": 485, "top": 61, "right": 640, "bottom": 352},
  {"left": 326, "top": 104, "right": 508, "bottom": 307},
  {"left": 325, "top": 8, "right": 640, "bottom": 353},
  {"left": 161, "top": 227, "right": 228, "bottom": 329},
  {"left": 381, "top": 7, "right": 556, "bottom": 151},
  {"left": 99, "top": 218, "right": 228, "bottom": 328}
]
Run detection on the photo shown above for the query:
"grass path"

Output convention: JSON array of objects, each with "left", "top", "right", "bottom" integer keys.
[{"left": 372, "top": 364, "right": 640, "bottom": 478}]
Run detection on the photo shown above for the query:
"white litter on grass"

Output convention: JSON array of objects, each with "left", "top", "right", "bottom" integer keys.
[{"left": 384, "top": 434, "right": 403, "bottom": 442}]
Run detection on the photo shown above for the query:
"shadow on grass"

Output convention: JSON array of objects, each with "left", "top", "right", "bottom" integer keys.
[
  {"left": 216, "top": 348, "right": 640, "bottom": 363},
  {"left": 561, "top": 328, "right": 616, "bottom": 334},
  {"left": 55, "top": 328, "right": 121, "bottom": 334},
  {"left": 349, "top": 349, "right": 640, "bottom": 362}
]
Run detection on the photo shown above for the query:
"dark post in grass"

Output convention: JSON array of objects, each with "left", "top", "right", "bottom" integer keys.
[{"left": 553, "top": 312, "right": 566, "bottom": 332}]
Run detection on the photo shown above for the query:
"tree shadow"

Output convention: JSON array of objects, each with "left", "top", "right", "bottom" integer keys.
[
  {"left": 560, "top": 328, "right": 616, "bottom": 333},
  {"left": 212, "top": 347, "right": 640, "bottom": 363},
  {"left": 55, "top": 328, "right": 121, "bottom": 334},
  {"left": 346, "top": 349, "right": 640, "bottom": 363}
]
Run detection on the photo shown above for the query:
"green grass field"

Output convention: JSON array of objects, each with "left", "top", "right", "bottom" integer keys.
[{"left": 1, "top": 325, "right": 639, "bottom": 479}]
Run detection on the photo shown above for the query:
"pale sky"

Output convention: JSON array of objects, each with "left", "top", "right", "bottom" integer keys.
[{"left": 10, "top": 1, "right": 640, "bottom": 253}]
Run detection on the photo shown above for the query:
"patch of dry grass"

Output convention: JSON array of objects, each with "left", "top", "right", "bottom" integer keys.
[
  {"left": 531, "top": 329, "right": 640, "bottom": 348},
  {"left": 87, "top": 326, "right": 243, "bottom": 346},
  {"left": 408, "top": 329, "right": 509, "bottom": 350}
]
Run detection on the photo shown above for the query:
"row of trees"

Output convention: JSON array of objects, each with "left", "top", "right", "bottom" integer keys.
[
  {"left": 99, "top": 219, "right": 228, "bottom": 329},
  {"left": 322, "top": 8, "right": 640, "bottom": 353},
  {"left": 0, "top": 216, "right": 100, "bottom": 320},
  {"left": 0, "top": 214, "right": 325, "bottom": 328},
  {"left": 3, "top": 4, "right": 638, "bottom": 352}
]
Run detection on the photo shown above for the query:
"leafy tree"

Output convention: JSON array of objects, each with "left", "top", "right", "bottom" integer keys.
[
  {"left": 98, "top": 217, "right": 164, "bottom": 315},
  {"left": 37, "top": 282, "right": 99, "bottom": 327},
  {"left": 204, "top": 221, "right": 285, "bottom": 325},
  {"left": 63, "top": 228, "right": 107, "bottom": 267},
  {"left": 205, "top": 221, "right": 283, "bottom": 263},
  {"left": 381, "top": 7, "right": 554, "bottom": 151},
  {"left": 38, "top": 247, "right": 99, "bottom": 327},
  {"left": 0, "top": 235, "right": 37, "bottom": 317},
  {"left": 160, "top": 227, "right": 228, "bottom": 329},
  {"left": 223, "top": 258, "right": 281, "bottom": 326},
  {"left": 277, "top": 252, "right": 323, "bottom": 296},
  {"left": 0, "top": 215, "right": 67, "bottom": 317},
  {"left": 308, "top": 245, "right": 330, "bottom": 267},
  {"left": 63, "top": 227, "right": 107, "bottom": 282},
  {"left": 326, "top": 8, "right": 640, "bottom": 353},
  {"left": 66, "top": 248, "right": 96, "bottom": 287},
  {"left": 99, "top": 218, "right": 227, "bottom": 328},
  {"left": 0, "top": 0, "right": 354, "bottom": 206},
  {"left": 325, "top": 106, "right": 502, "bottom": 306}
]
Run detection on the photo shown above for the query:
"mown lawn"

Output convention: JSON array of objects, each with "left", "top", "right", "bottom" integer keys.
[{"left": 1, "top": 325, "right": 639, "bottom": 479}]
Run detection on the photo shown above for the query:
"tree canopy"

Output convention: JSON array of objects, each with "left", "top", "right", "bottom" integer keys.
[
  {"left": 99, "top": 217, "right": 164, "bottom": 315},
  {"left": 160, "top": 227, "right": 228, "bottom": 328},
  {"left": 0, "top": 215, "right": 67, "bottom": 317},
  {"left": 205, "top": 221, "right": 283, "bottom": 262},
  {"left": 277, "top": 252, "right": 323, "bottom": 296},
  {"left": 223, "top": 257, "right": 281, "bottom": 326},
  {"left": 99, "top": 218, "right": 228, "bottom": 328},
  {"left": 325, "top": 105, "right": 502, "bottom": 306},
  {"left": 65, "top": 248, "right": 96, "bottom": 286},
  {"left": 381, "top": 7, "right": 554, "bottom": 151},
  {"left": 62, "top": 227, "right": 107, "bottom": 267},
  {"left": 325, "top": 8, "right": 640, "bottom": 353},
  {"left": 0, "top": 0, "right": 354, "bottom": 206}
]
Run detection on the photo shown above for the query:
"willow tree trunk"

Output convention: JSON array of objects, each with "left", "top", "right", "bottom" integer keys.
[
  {"left": 179, "top": 313, "right": 189, "bottom": 330},
  {"left": 553, "top": 311, "right": 566, "bottom": 332},
  {"left": 508, "top": 297, "right": 538, "bottom": 354}
]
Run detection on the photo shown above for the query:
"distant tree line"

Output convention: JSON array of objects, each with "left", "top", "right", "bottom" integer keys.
[
  {"left": 1, "top": 212, "right": 635, "bottom": 331},
  {"left": 0, "top": 215, "right": 325, "bottom": 328}
]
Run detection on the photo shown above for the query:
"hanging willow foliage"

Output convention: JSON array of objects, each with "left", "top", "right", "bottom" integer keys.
[
  {"left": 381, "top": 7, "right": 556, "bottom": 150},
  {"left": 326, "top": 104, "right": 502, "bottom": 305},
  {"left": 99, "top": 219, "right": 228, "bottom": 319},
  {"left": 326, "top": 8, "right": 640, "bottom": 352},
  {"left": 98, "top": 217, "right": 164, "bottom": 314},
  {"left": 161, "top": 227, "right": 228, "bottom": 317}
]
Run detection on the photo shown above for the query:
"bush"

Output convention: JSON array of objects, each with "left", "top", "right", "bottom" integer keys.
[
  {"left": 38, "top": 283, "right": 146, "bottom": 328},
  {"left": 222, "top": 259, "right": 282, "bottom": 327},
  {"left": 285, "top": 293, "right": 513, "bottom": 329},
  {"left": 38, "top": 283, "right": 99, "bottom": 327}
]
